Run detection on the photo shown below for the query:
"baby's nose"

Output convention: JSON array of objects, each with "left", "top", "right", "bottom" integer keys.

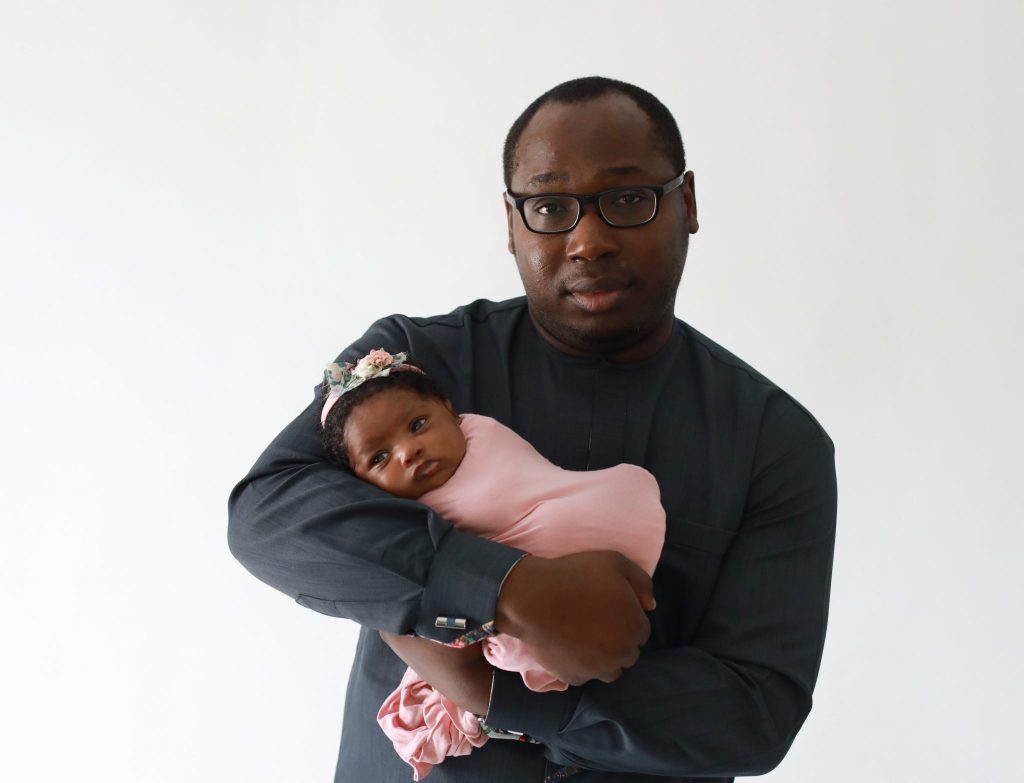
[{"left": 398, "top": 440, "right": 422, "bottom": 465}]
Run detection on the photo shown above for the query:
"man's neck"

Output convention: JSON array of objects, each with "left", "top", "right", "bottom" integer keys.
[{"left": 527, "top": 310, "right": 675, "bottom": 364}]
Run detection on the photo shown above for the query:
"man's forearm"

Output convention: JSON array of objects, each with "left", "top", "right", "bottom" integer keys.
[
  {"left": 487, "top": 648, "right": 811, "bottom": 776},
  {"left": 226, "top": 332, "right": 525, "bottom": 641},
  {"left": 379, "top": 631, "right": 493, "bottom": 716}
]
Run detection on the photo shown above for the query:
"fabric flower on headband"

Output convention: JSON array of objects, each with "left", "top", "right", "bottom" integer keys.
[
  {"left": 353, "top": 348, "right": 398, "bottom": 379},
  {"left": 321, "top": 349, "right": 415, "bottom": 426}
]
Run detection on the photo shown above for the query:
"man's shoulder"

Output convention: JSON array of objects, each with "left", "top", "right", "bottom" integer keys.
[
  {"left": 677, "top": 320, "right": 775, "bottom": 387},
  {"left": 355, "top": 299, "right": 527, "bottom": 408},
  {"left": 356, "top": 297, "right": 526, "bottom": 362},
  {"left": 676, "top": 320, "right": 832, "bottom": 445},
  {"left": 385, "top": 297, "right": 527, "bottom": 334}
]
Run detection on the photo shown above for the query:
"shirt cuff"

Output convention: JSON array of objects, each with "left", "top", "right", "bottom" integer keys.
[
  {"left": 413, "top": 526, "right": 526, "bottom": 642},
  {"left": 484, "top": 668, "right": 581, "bottom": 741}
]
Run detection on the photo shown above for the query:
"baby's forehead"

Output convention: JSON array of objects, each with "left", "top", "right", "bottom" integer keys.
[{"left": 345, "top": 389, "right": 442, "bottom": 440}]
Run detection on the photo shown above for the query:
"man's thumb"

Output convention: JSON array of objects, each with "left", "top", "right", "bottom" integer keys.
[{"left": 622, "top": 560, "right": 657, "bottom": 611}]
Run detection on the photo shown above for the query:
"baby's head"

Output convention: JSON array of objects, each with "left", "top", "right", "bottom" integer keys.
[{"left": 320, "top": 350, "right": 467, "bottom": 500}]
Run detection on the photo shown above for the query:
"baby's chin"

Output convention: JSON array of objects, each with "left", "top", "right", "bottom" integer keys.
[{"left": 411, "top": 456, "right": 465, "bottom": 499}]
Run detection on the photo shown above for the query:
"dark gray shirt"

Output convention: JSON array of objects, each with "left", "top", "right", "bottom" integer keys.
[{"left": 228, "top": 297, "right": 837, "bottom": 782}]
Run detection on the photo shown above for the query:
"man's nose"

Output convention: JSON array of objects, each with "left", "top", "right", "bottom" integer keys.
[{"left": 566, "top": 204, "right": 620, "bottom": 262}]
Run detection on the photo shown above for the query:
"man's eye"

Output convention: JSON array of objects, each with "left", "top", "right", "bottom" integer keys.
[
  {"left": 531, "top": 200, "right": 568, "bottom": 216},
  {"left": 370, "top": 452, "right": 388, "bottom": 466},
  {"left": 411, "top": 417, "right": 427, "bottom": 433},
  {"left": 611, "top": 190, "right": 649, "bottom": 205}
]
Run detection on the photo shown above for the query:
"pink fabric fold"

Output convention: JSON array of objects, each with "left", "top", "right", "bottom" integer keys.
[
  {"left": 377, "top": 666, "right": 489, "bottom": 781},
  {"left": 376, "top": 415, "right": 665, "bottom": 778},
  {"left": 481, "top": 635, "right": 568, "bottom": 693}
]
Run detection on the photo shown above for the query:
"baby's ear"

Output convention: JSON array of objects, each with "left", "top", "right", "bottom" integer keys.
[{"left": 444, "top": 400, "right": 462, "bottom": 421}]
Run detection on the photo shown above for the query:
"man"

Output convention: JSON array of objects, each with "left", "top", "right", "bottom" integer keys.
[{"left": 228, "top": 77, "right": 837, "bottom": 783}]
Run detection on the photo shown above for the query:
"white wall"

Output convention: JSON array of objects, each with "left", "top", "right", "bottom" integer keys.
[{"left": 2, "top": 1, "right": 1021, "bottom": 780}]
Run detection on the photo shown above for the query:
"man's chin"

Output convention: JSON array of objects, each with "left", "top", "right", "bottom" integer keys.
[
  {"left": 552, "top": 304, "right": 677, "bottom": 357},
  {"left": 553, "top": 318, "right": 650, "bottom": 356}
]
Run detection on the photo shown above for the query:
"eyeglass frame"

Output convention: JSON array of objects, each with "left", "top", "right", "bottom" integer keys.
[{"left": 504, "top": 171, "right": 687, "bottom": 234}]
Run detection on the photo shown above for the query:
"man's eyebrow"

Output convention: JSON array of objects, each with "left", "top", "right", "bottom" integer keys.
[
  {"left": 603, "top": 165, "right": 646, "bottom": 177},
  {"left": 526, "top": 171, "right": 569, "bottom": 187},
  {"left": 525, "top": 165, "right": 649, "bottom": 188}
]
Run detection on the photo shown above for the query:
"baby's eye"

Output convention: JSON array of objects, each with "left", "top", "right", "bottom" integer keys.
[
  {"left": 411, "top": 416, "right": 427, "bottom": 433},
  {"left": 370, "top": 451, "right": 389, "bottom": 467}
]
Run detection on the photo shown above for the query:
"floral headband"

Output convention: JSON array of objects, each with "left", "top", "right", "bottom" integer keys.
[{"left": 320, "top": 349, "right": 422, "bottom": 427}]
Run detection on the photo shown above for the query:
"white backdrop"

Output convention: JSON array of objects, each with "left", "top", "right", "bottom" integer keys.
[{"left": 2, "top": 1, "right": 1022, "bottom": 781}]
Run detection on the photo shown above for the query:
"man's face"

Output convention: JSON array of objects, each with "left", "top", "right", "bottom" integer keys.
[{"left": 505, "top": 93, "right": 698, "bottom": 361}]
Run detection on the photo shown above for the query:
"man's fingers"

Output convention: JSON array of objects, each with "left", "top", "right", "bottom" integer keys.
[
  {"left": 614, "top": 642, "right": 638, "bottom": 675},
  {"left": 638, "top": 613, "right": 652, "bottom": 646},
  {"left": 620, "top": 557, "right": 657, "bottom": 611}
]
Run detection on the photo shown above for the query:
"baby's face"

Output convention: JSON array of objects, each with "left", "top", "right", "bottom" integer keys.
[{"left": 343, "top": 388, "right": 467, "bottom": 499}]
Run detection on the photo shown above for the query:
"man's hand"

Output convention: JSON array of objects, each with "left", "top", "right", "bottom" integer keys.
[
  {"left": 379, "top": 631, "right": 494, "bottom": 717},
  {"left": 495, "top": 551, "right": 656, "bottom": 686}
]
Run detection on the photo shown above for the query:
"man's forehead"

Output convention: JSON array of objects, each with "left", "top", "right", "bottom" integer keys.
[{"left": 511, "top": 95, "right": 671, "bottom": 190}]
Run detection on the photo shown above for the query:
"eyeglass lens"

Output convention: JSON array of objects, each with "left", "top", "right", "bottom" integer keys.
[{"left": 523, "top": 188, "right": 658, "bottom": 232}]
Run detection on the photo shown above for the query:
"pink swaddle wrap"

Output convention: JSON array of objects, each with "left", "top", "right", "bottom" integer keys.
[{"left": 376, "top": 415, "right": 665, "bottom": 779}]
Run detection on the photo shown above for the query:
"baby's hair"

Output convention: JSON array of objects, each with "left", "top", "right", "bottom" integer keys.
[{"left": 320, "top": 361, "right": 452, "bottom": 470}]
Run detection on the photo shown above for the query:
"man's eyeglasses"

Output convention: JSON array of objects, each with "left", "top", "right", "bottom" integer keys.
[{"left": 504, "top": 172, "right": 686, "bottom": 234}]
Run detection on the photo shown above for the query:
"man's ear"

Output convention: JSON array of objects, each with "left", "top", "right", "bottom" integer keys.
[
  {"left": 683, "top": 171, "right": 699, "bottom": 234},
  {"left": 504, "top": 196, "right": 516, "bottom": 254}
]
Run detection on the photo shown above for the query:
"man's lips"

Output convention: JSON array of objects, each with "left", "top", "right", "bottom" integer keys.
[
  {"left": 566, "top": 276, "right": 630, "bottom": 313},
  {"left": 414, "top": 460, "right": 440, "bottom": 481}
]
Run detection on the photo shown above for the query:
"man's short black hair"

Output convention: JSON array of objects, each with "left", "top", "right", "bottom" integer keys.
[{"left": 502, "top": 76, "right": 686, "bottom": 191}]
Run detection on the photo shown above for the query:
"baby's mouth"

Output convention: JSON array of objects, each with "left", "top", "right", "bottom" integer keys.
[{"left": 414, "top": 460, "right": 440, "bottom": 481}]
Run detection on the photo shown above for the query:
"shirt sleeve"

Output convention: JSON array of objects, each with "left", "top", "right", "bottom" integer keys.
[
  {"left": 485, "top": 433, "right": 838, "bottom": 776},
  {"left": 226, "top": 317, "right": 526, "bottom": 642}
]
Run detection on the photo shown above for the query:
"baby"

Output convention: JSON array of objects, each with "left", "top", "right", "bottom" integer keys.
[{"left": 320, "top": 349, "right": 665, "bottom": 779}]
